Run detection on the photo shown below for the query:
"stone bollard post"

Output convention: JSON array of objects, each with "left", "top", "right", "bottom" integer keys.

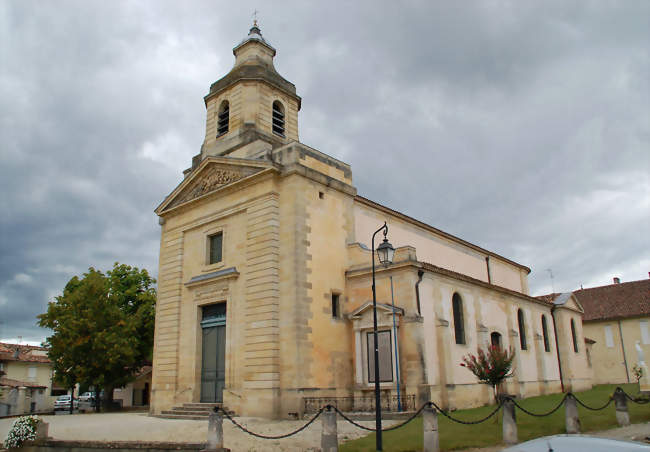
[
  {"left": 202, "top": 410, "right": 229, "bottom": 452},
  {"left": 564, "top": 394, "right": 581, "bottom": 434},
  {"left": 35, "top": 420, "right": 49, "bottom": 443},
  {"left": 502, "top": 398, "right": 517, "bottom": 445},
  {"left": 321, "top": 407, "right": 338, "bottom": 452},
  {"left": 613, "top": 388, "right": 630, "bottom": 427},
  {"left": 423, "top": 404, "right": 439, "bottom": 452}
]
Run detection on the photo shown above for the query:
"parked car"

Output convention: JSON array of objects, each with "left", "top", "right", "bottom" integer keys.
[
  {"left": 53, "top": 395, "right": 79, "bottom": 411},
  {"left": 500, "top": 435, "right": 650, "bottom": 452},
  {"left": 78, "top": 392, "right": 95, "bottom": 403}
]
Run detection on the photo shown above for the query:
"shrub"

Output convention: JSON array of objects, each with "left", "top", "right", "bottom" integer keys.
[
  {"left": 3, "top": 415, "right": 41, "bottom": 449},
  {"left": 461, "top": 345, "right": 515, "bottom": 398}
]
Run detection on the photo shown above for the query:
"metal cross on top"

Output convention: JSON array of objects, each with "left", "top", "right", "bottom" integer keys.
[{"left": 252, "top": 9, "right": 259, "bottom": 27}]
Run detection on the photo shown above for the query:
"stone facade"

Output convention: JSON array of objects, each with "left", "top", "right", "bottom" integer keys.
[{"left": 150, "top": 24, "right": 593, "bottom": 418}]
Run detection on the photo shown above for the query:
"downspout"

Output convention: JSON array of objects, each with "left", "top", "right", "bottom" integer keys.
[
  {"left": 485, "top": 256, "right": 492, "bottom": 284},
  {"left": 415, "top": 270, "right": 424, "bottom": 316},
  {"left": 550, "top": 305, "right": 565, "bottom": 392},
  {"left": 618, "top": 320, "right": 631, "bottom": 383},
  {"left": 390, "top": 276, "right": 401, "bottom": 412}
]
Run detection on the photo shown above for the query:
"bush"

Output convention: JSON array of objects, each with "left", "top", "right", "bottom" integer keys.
[
  {"left": 461, "top": 345, "right": 515, "bottom": 398},
  {"left": 3, "top": 415, "right": 41, "bottom": 449}
]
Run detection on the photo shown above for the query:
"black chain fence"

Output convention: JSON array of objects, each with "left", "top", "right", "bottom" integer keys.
[
  {"left": 216, "top": 405, "right": 325, "bottom": 439},
  {"left": 508, "top": 393, "right": 569, "bottom": 417},
  {"left": 330, "top": 402, "right": 428, "bottom": 432},
  {"left": 621, "top": 389, "right": 650, "bottom": 404},
  {"left": 429, "top": 400, "right": 505, "bottom": 425},
  {"left": 213, "top": 386, "right": 647, "bottom": 441},
  {"left": 572, "top": 393, "right": 614, "bottom": 411}
]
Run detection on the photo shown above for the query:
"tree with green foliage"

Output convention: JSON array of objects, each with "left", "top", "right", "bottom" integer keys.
[
  {"left": 461, "top": 344, "right": 515, "bottom": 400},
  {"left": 38, "top": 263, "right": 156, "bottom": 410}
]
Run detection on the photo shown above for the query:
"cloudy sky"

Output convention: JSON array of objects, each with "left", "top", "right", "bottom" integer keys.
[{"left": 1, "top": 1, "right": 648, "bottom": 343}]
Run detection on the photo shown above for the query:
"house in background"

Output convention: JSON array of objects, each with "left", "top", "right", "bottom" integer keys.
[
  {"left": 575, "top": 277, "right": 650, "bottom": 385},
  {"left": 0, "top": 342, "right": 56, "bottom": 416},
  {"left": 113, "top": 366, "right": 152, "bottom": 408}
]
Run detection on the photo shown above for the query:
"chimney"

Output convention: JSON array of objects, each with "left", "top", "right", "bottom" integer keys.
[{"left": 613, "top": 277, "right": 620, "bottom": 284}]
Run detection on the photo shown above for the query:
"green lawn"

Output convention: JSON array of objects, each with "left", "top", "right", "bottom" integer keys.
[{"left": 339, "top": 384, "right": 650, "bottom": 451}]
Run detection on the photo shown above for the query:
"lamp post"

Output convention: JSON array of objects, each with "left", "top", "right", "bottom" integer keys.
[{"left": 371, "top": 222, "right": 395, "bottom": 451}]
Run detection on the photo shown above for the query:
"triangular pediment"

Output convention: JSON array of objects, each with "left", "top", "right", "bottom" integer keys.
[
  {"left": 156, "top": 157, "right": 276, "bottom": 214},
  {"left": 552, "top": 292, "right": 584, "bottom": 314},
  {"left": 349, "top": 302, "right": 404, "bottom": 319}
]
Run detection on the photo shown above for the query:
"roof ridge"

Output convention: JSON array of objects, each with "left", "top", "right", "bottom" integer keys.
[{"left": 575, "top": 278, "right": 650, "bottom": 292}]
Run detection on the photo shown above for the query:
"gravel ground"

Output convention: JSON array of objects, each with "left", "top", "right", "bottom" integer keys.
[{"left": 1, "top": 412, "right": 648, "bottom": 451}]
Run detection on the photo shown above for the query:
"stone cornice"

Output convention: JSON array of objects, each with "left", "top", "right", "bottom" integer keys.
[
  {"left": 185, "top": 267, "right": 239, "bottom": 288},
  {"left": 346, "top": 259, "right": 557, "bottom": 310}
]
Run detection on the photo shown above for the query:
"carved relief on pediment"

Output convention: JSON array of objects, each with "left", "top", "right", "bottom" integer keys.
[{"left": 168, "top": 165, "right": 251, "bottom": 209}]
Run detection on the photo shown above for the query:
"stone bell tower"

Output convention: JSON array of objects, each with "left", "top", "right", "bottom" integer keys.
[{"left": 195, "top": 22, "right": 301, "bottom": 166}]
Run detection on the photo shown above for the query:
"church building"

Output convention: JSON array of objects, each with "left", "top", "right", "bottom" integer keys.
[{"left": 150, "top": 24, "right": 593, "bottom": 419}]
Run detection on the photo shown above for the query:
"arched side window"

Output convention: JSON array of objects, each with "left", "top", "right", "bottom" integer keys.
[
  {"left": 541, "top": 315, "right": 550, "bottom": 352},
  {"left": 452, "top": 293, "right": 465, "bottom": 345},
  {"left": 217, "top": 101, "right": 229, "bottom": 136},
  {"left": 517, "top": 309, "right": 527, "bottom": 350},
  {"left": 272, "top": 101, "right": 285, "bottom": 137},
  {"left": 571, "top": 318, "right": 579, "bottom": 353}
]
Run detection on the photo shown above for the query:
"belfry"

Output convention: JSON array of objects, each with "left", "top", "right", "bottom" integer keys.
[{"left": 151, "top": 24, "right": 592, "bottom": 419}]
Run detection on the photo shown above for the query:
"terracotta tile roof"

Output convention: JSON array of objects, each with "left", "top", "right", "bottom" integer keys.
[
  {"left": 0, "top": 342, "right": 51, "bottom": 364},
  {"left": 574, "top": 279, "right": 650, "bottom": 322},
  {"left": 0, "top": 377, "right": 47, "bottom": 389}
]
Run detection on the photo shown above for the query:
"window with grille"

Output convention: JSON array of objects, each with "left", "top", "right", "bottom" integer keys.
[
  {"left": 517, "top": 309, "right": 527, "bottom": 350},
  {"left": 272, "top": 101, "right": 285, "bottom": 137},
  {"left": 452, "top": 293, "right": 465, "bottom": 345},
  {"left": 217, "top": 101, "right": 229, "bottom": 137},
  {"left": 541, "top": 315, "right": 550, "bottom": 352},
  {"left": 209, "top": 232, "right": 223, "bottom": 264}
]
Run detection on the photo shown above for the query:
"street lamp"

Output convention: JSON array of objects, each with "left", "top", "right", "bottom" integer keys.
[{"left": 371, "top": 222, "right": 394, "bottom": 451}]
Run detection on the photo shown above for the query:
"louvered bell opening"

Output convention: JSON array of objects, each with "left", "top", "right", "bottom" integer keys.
[
  {"left": 272, "top": 104, "right": 285, "bottom": 137},
  {"left": 217, "top": 105, "right": 229, "bottom": 137}
]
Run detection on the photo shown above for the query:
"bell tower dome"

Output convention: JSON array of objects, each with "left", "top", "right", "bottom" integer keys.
[{"left": 199, "top": 23, "right": 301, "bottom": 162}]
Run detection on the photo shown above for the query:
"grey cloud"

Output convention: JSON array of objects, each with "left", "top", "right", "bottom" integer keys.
[{"left": 1, "top": 0, "right": 648, "bottom": 342}]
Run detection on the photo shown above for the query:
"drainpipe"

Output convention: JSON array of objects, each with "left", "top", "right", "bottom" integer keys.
[
  {"left": 414, "top": 270, "right": 424, "bottom": 316},
  {"left": 550, "top": 305, "right": 565, "bottom": 392},
  {"left": 618, "top": 320, "right": 631, "bottom": 383},
  {"left": 390, "top": 276, "right": 401, "bottom": 412}
]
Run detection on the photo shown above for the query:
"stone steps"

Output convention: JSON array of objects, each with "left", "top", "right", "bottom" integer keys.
[{"left": 156, "top": 402, "right": 230, "bottom": 420}]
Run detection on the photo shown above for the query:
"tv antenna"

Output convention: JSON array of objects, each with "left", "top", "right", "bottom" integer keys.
[{"left": 546, "top": 268, "right": 555, "bottom": 293}]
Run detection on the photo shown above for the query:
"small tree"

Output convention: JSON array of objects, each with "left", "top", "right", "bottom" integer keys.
[
  {"left": 38, "top": 263, "right": 156, "bottom": 411},
  {"left": 461, "top": 345, "right": 515, "bottom": 400}
]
